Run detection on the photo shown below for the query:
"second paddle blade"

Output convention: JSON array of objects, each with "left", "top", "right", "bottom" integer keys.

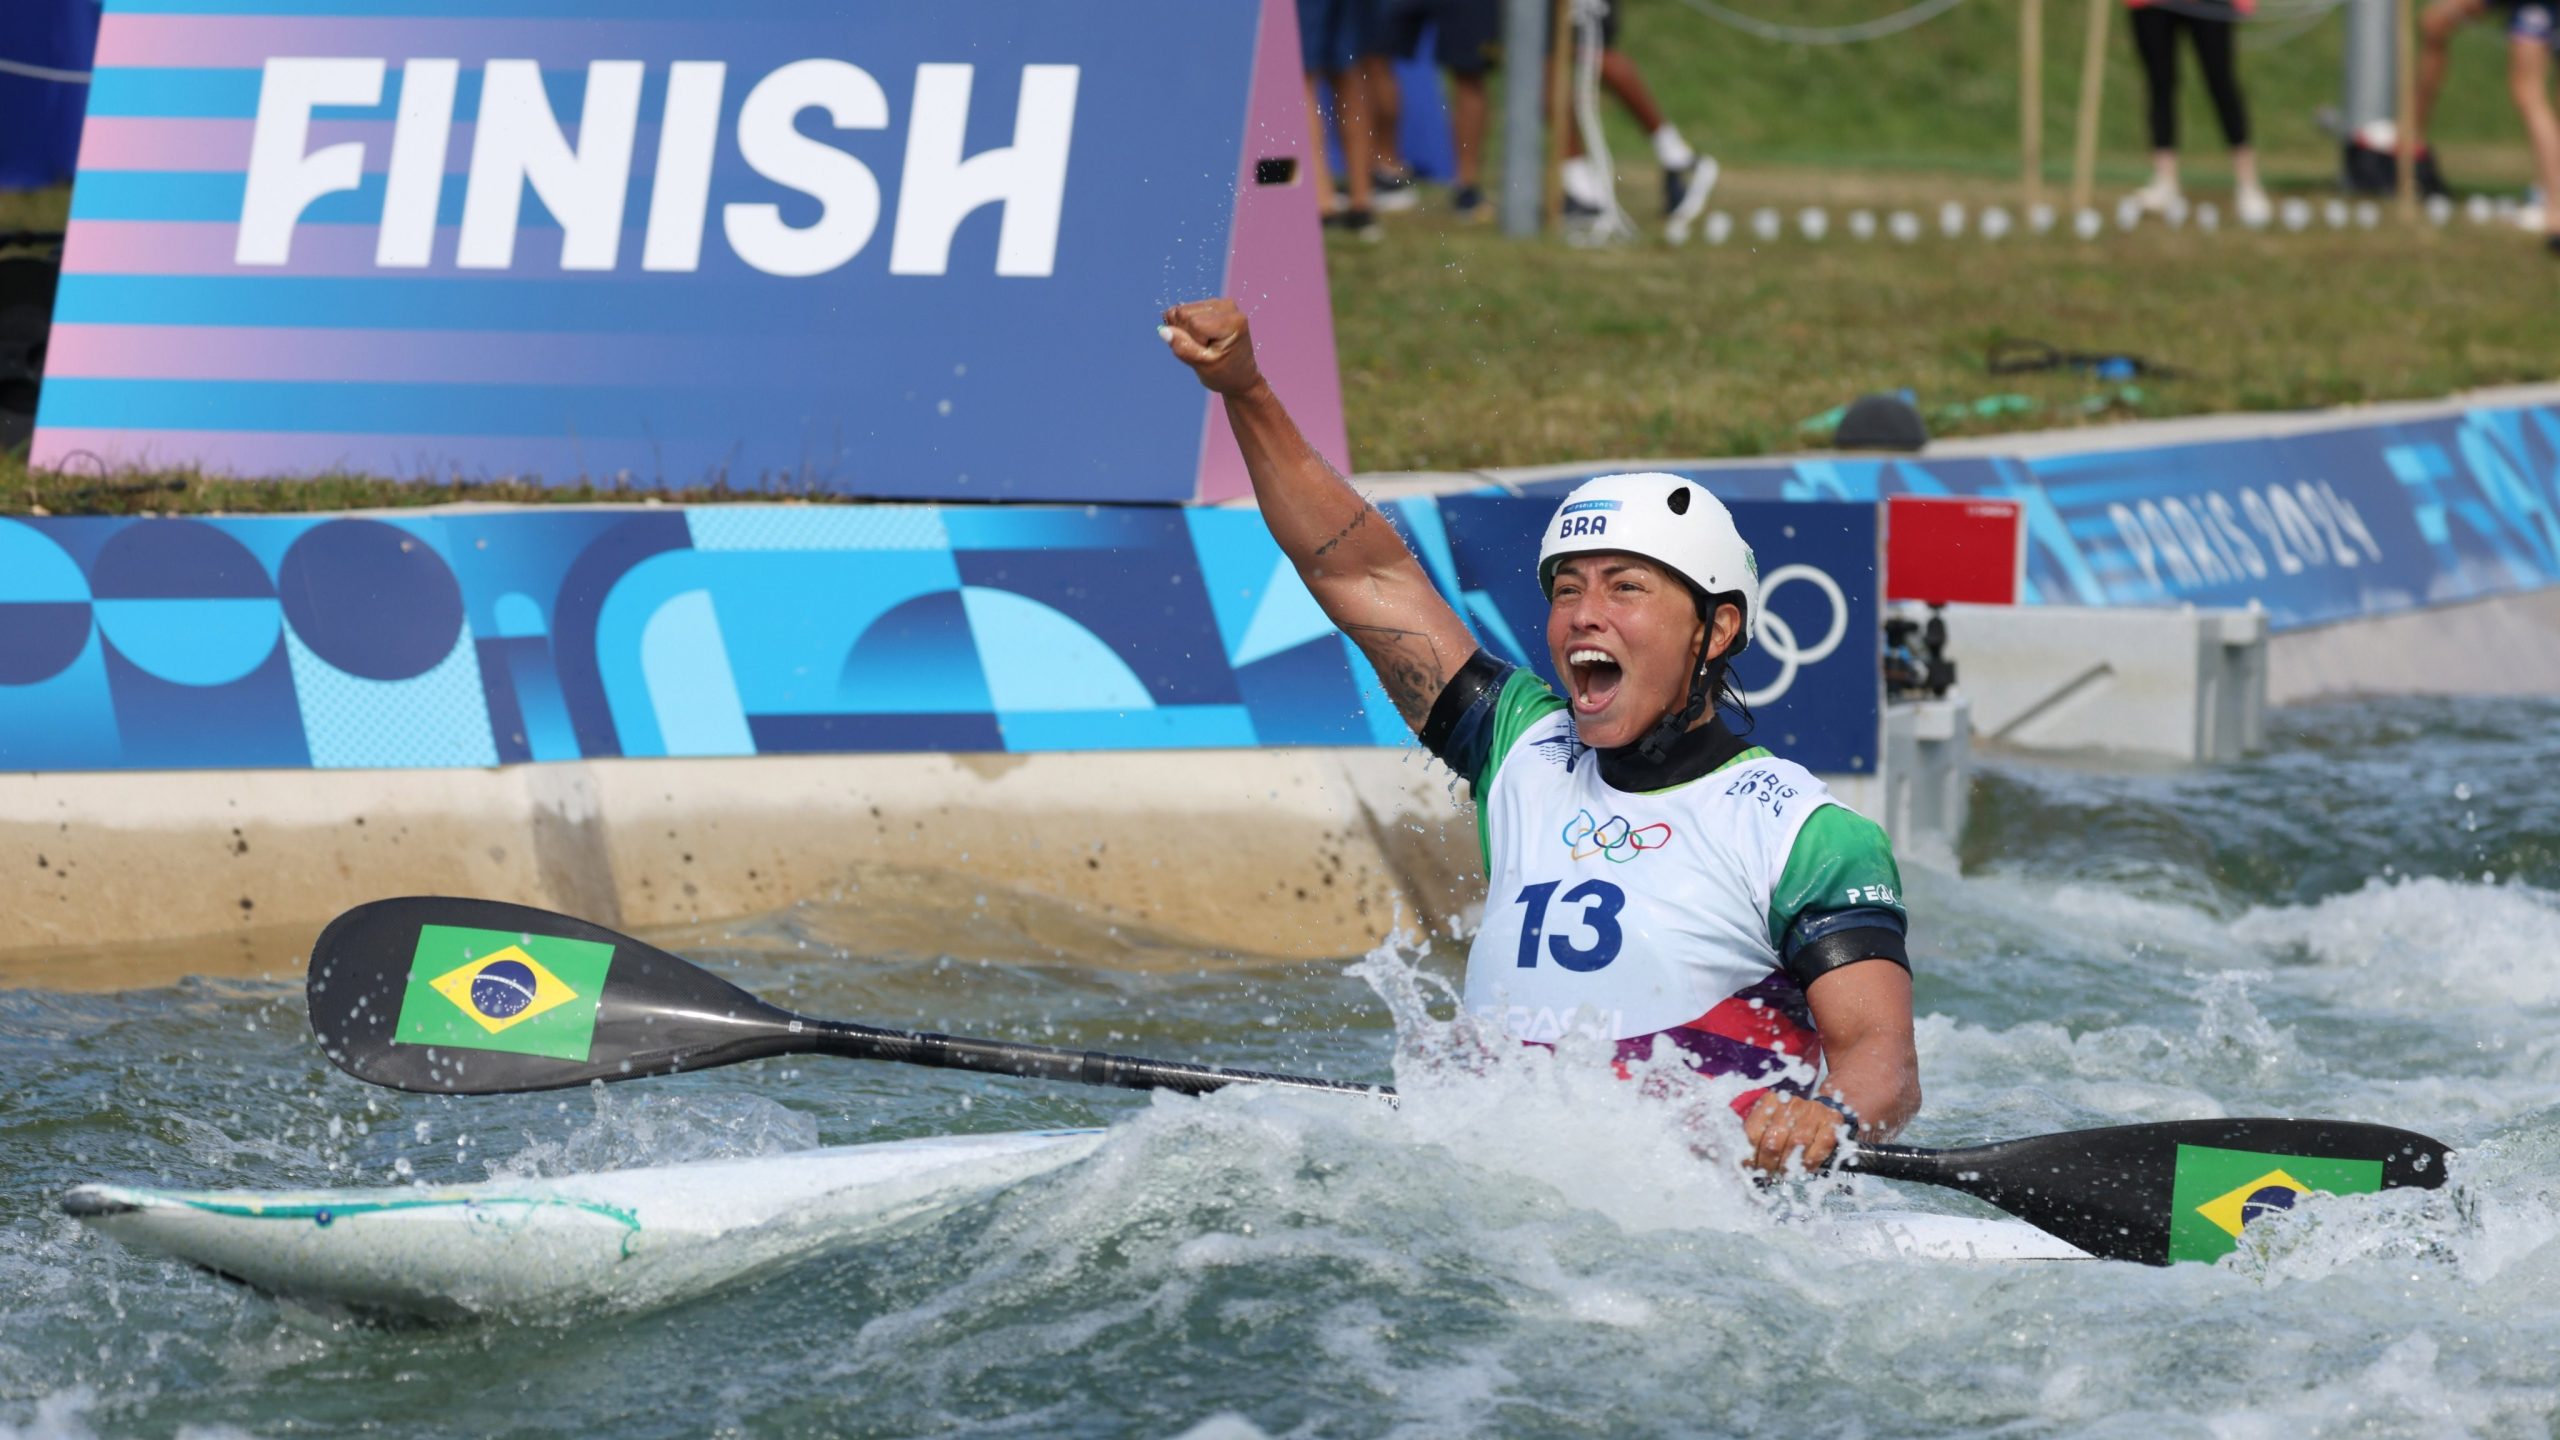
[
  {"left": 1846, "top": 1117, "right": 2451, "bottom": 1265},
  {"left": 308, "top": 896, "right": 803, "bottom": 1094}
]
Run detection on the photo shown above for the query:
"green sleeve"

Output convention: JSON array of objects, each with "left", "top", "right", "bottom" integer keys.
[
  {"left": 1474, "top": 668, "right": 1567, "bottom": 797},
  {"left": 1470, "top": 669, "right": 1567, "bottom": 873},
  {"left": 1766, "top": 803, "right": 1906, "bottom": 950}
]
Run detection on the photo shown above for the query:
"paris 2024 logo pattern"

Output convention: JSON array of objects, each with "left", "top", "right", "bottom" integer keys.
[{"left": 0, "top": 498, "right": 1883, "bottom": 774}]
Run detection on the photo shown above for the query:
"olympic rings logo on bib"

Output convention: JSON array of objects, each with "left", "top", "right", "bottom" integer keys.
[{"left": 1562, "top": 808, "right": 1673, "bottom": 863}]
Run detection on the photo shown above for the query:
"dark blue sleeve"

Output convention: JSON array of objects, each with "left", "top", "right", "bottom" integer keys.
[{"left": 1419, "top": 649, "right": 1512, "bottom": 781}]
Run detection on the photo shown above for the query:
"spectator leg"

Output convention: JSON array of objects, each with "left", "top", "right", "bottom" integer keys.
[
  {"left": 1332, "top": 65, "right": 1378, "bottom": 212},
  {"left": 2509, "top": 36, "right": 2560, "bottom": 234},
  {"left": 2415, "top": 0, "right": 2489, "bottom": 150},
  {"left": 2130, "top": 6, "right": 2184, "bottom": 188},
  {"left": 1304, "top": 76, "right": 1342, "bottom": 216},
  {"left": 2189, "top": 14, "right": 2251, "bottom": 148},
  {"left": 1450, "top": 71, "right": 1490, "bottom": 188},
  {"left": 1598, "top": 47, "right": 1667, "bottom": 134},
  {"left": 1365, "top": 55, "right": 1411, "bottom": 178}
]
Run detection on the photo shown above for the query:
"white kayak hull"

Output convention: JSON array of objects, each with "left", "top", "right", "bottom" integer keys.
[
  {"left": 66, "top": 1128, "right": 2091, "bottom": 1322},
  {"left": 64, "top": 1128, "right": 1107, "bottom": 1323}
]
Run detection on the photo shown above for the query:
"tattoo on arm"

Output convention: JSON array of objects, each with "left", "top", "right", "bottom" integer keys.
[
  {"left": 1310, "top": 505, "right": 1372, "bottom": 559},
  {"left": 1343, "top": 622, "right": 1448, "bottom": 726}
]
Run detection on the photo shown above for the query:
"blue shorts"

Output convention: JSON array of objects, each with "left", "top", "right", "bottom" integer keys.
[
  {"left": 2506, "top": 0, "right": 2559, "bottom": 47},
  {"left": 1299, "top": 0, "right": 1384, "bottom": 73},
  {"left": 1385, "top": 0, "right": 1505, "bottom": 74}
]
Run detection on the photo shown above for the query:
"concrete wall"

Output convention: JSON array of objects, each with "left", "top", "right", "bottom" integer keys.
[
  {"left": 1945, "top": 604, "right": 2267, "bottom": 763},
  {"left": 2267, "top": 587, "right": 2560, "bottom": 704},
  {"left": 0, "top": 749, "right": 1489, "bottom": 989}
]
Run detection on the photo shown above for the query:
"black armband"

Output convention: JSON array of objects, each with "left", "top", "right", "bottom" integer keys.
[
  {"left": 1418, "top": 648, "right": 1508, "bottom": 770},
  {"left": 1781, "top": 906, "right": 1911, "bottom": 990}
]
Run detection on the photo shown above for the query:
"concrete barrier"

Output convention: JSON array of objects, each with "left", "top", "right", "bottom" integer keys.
[
  {"left": 0, "top": 748, "right": 1493, "bottom": 986},
  {"left": 1942, "top": 604, "right": 2267, "bottom": 763}
]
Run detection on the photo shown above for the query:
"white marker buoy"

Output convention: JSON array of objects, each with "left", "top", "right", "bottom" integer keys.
[
  {"left": 1750, "top": 207, "right": 1782, "bottom": 241},
  {"left": 2426, "top": 194, "right": 2454, "bottom": 226},
  {"left": 2322, "top": 198, "right": 2350, "bottom": 229},
  {"left": 2162, "top": 196, "right": 2189, "bottom": 229},
  {"left": 1939, "top": 200, "right": 1967, "bottom": 238},
  {"left": 1848, "top": 209, "right": 1878, "bottom": 241},
  {"left": 2352, "top": 200, "right": 2380, "bottom": 229},
  {"left": 1799, "top": 207, "right": 1830, "bottom": 241},
  {"left": 2195, "top": 201, "right": 2220, "bottom": 232},
  {"left": 1705, "top": 210, "right": 1735, "bottom": 245},
  {"left": 2281, "top": 198, "right": 2313, "bottom": 232},
  {"left": 1887, "top": 210, "right": 1922, "bottom": 243},
  {"left": 2115, "top": 196, "right": 2144, "bottom": 232},
  {"left": 1979, "top": 205, "right": 2013, "bottom": 240},
  {"left": 2028, "top": 202, "right": 2058, "bottom": 235},
  {"left": 2466, "top": 194, "right": 2495, "bottom": 224},
  {"left": 2073, "top": 207, "right": 2102, "bottom": 240}
]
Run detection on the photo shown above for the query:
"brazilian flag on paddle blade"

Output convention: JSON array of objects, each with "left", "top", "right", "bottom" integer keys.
[
  {"left": 391, "top": 924, "right": 614, "bottom": 1062},
  {"left": 2165, "top": 1143, "right": 2386, "bottom": 1263}
]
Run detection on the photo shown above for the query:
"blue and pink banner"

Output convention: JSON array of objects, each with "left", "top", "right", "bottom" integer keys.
[
  {"left": 0, "top": 498, "right": 1882, "bottom": 775},
  {"left": 34, "top": 0, "right": 1348, "bottom": 502}
]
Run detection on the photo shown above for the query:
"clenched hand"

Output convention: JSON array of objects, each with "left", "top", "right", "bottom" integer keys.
[{"left": 1160, "top": 299, "right": 1266, "bottom": 397}]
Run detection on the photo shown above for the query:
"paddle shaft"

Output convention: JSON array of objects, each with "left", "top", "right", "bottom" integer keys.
[{"left": 795, "top": 1016, "right": 1394, "bottom": 1101}]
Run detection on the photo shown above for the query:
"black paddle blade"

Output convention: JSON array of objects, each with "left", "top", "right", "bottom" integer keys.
[
  {"left": 309, "top": 896, "right": 806, "bottom": 1094},
  {"left": 1843, "top": 1118, "right": 2452, "bottom": 1265}
]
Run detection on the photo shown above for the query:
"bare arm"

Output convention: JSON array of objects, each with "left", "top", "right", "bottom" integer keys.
[
  {"left": 1742, "top": 960, "right": 1921, "bottom": 1174},
  {"left": 1162, "top": 299, "right": 1479, "bottom": 729}
]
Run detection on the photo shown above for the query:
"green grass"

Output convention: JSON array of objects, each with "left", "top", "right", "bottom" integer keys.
[
  {"left": 1543, "top": 0, "right": 2523, "bottom": 188},
  {"left": 1328, "top": 211, "right": 2560, "bottom": 472},
  {"left": 3, "top": 8, "right": 2553, "bottom": 510}
]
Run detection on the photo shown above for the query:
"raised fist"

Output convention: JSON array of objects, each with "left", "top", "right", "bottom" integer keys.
[{"left": 1160, "top": 298, "right": 1266, "bottom": 397}]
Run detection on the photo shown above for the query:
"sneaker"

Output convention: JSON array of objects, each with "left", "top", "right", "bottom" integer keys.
[
  {"left": 2129, "top": 176, "right": 2183, "bottom": 216},
  {"left": 1371, "top": 167, "right": 1420, "bottom": 213},
  {"left": 2234, "top": 182, "right": 2273, "bottom": 229},
  {"left": 1322, "top": 207, "right": 1383, "bottom": 241},
  {"left": 1664, "top": 154, "right": 1719, "bottom": 226},
  {"left": 2519, "top": 202, "right": 2550, "bottom": 232},
  {"left": 1452, "top": 184, "right": 1488, "bottom": 222}
]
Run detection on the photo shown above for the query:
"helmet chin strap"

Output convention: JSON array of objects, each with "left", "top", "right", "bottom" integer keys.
[
  {"left": 1634, "top": 651, "right": 1717, "bottom": 763},
  {"left": 1631, "top": 593, "right": 1729, "bottom": 763}
]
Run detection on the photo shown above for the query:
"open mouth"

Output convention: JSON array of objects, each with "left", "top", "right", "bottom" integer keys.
[{"left": 1566, "top": 647, "right": 1624, "bottom": 714}]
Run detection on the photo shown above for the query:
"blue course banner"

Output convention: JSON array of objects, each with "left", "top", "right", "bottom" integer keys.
[
  {"left": 0, "top": 498, "right": 1882, "bottom": 775},
  {"left": 1509, "top": 400, "right": 2560, "bottom": 632},
  {"left": 39, "top": 0, "right": 1352, "bottom": 502}
]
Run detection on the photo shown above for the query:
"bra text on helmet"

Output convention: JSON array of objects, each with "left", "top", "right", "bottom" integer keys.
[{"left": 234, "top": 58, "right": 1082, "bottom": 278}]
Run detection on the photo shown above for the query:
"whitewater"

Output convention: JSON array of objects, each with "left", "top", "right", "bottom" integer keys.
[{"left": 3, "top": 694, "right": 2556, "bottom": 1439}]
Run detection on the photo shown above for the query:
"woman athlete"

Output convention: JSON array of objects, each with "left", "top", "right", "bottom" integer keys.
[{"left": 1162, "top": 298, "right": 1922, "bottom": 1176}]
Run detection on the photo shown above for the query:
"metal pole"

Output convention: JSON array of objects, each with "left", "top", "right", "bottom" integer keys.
[
  {"left": 2022, "top": 0, "right": 2045, "bottom": 207},
  {"left": 2396, "top": 0, "right": 2419, "bottom": 217},
  {"left": 2341, "top": 0, "right": 2393, "bottom": 140},
  {"left": 2068, "top": 0, "right": 2108, "bottom": 215},
  {"left": 1500, "top": 0, "right": 1548, "bottom": 236}
]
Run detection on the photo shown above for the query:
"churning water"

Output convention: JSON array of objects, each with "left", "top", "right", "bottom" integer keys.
[{"left": 4, "top": 696, "right": 2559, "bottom": 1439}]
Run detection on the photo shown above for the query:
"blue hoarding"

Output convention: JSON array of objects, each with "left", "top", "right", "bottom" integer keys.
[{"left": 0, "top": 497, "right": 1884, "bottom": 776}]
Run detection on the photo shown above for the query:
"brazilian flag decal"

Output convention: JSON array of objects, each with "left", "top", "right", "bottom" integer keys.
[
  {"left": 2166, "top": 1143, "right": 2386, "bottom": 1263},
  {"left": 390, "top": 925, "right": 614, "bottom": 1062}
]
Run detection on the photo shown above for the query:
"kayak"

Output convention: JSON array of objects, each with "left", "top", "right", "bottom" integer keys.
[
  {"left": 64, "top": 1128, "right": 2092, "bottom": 1324},
  {"left": 63, "top": 1128, "right": 1107, "bottom": 1324}
]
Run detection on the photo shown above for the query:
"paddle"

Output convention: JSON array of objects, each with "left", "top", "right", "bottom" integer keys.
[
  {"left": 308, "top": 896, "right": 1388, "bottom": 1102},
  {"left": 308, "top": 896, "right": 2451, "bottom": 1265}
]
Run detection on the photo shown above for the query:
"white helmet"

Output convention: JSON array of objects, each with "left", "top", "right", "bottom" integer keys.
[{"left": 1536, "top": 472, "right": 1757, "bottom": 654}]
